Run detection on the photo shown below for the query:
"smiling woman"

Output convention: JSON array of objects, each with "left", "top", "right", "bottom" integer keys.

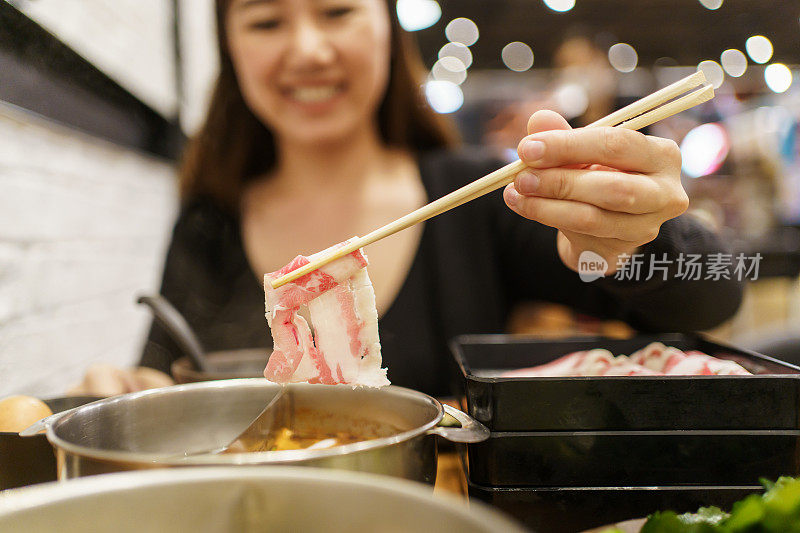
[
  {"left": 179, "top": 0, "right": 457, "bottom": 212},
  {"left": 72, "top": 0, "right": 745, "bottom": 397}
]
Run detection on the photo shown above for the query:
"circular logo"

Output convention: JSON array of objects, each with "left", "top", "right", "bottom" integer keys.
[{"left": 578, "top": 251, "right": 608, "bottom": 282}]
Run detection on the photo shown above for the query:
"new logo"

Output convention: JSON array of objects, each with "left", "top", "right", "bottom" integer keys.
[{"left": 578, "top": 251, "right": 607, "bottom": 282}]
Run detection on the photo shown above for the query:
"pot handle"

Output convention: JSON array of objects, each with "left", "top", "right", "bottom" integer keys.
[
  {"left": 427, "top": 404, "right": 489, "bottom": 443},
  {"left": 18, "top": 409, "right": 70, "bottom": 437}
]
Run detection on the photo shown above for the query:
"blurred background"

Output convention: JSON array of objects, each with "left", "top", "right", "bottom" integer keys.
[{"left": 0, "top": 0, "right": 798, "bottom": 396}]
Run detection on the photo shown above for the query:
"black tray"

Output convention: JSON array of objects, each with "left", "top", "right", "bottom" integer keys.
[
  {"left": 0, "top": 396, "right": 101, "bottom": 490},
  {"left": 468, "top": 482, "right": 762, "bottom": 533},
  {"left": 450, "top": 334, "right": 800, "bottom": 431},
  {"left": 466, "top": 430, "right": 800, "bottom": 487}
]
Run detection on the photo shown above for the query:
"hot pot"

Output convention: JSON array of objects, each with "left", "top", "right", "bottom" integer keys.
[
  {"left": 24, "top": 379, "right": 488, "bottom": 482},
  {"left": 0, "top": 467, "right": 527, "bottom": 532}
]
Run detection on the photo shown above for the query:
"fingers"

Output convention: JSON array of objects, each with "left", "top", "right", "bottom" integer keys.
[
  {"left": 557, "top": 230, "right": 640, "bottom": 275},
  {"left": 514, "top": 167, "right": 671, "bottom": 215},
  {"left": 518, "top": 126, "right": 681, "bottom": 174},
  {"left": 559, "top": 230, "right": 638, "bottom": 259},
  {"left": 527, "top": 109, "right": 571, "bottom": 135},
  {"left": 81, "top": 364, "right": 129, "bottom": 397},
  {"left": 512, "top": 110, "right": 687, "bottom": 275},
  {"left": 74, "top": 365, "right": 174, "bottom": 397},
  {"left": 520, "top": 111, "right": 572, "bottom": 169},
  {"left": 504, "top": 184, "right": 660, "bottom": 243},
  {"left": 133, "top": 367, "right": 175, "bottom": 389}
]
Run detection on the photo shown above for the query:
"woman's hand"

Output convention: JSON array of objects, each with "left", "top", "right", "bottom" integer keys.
[
  {"left": 503, "top": 110, "right": 688, "bottom": 275},
  {"left": 67, "top": 364, "right": 174, "bottom": 397}
]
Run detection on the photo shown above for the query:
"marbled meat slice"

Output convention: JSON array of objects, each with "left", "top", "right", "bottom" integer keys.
[
  {"left": 500, "top": 342, "right": 750, "bottom": 377},
  {"left": 630, "top": 342, "right": 750, "bottom": 375},
  {"left": 263, "top": 242, "right": 389, "bottom": 387}
]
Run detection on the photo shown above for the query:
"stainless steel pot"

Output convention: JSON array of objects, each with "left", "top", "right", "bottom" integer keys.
[
  {"left": 24, "top": 379, "right": 488, "bottom": 483},
  {"left": 0, "top": 467, "right": 527, "bottom": 533}
]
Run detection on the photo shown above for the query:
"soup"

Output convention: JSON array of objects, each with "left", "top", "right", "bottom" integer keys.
[{"left": 224, "top": 407, "right": 401, "bottom": 453}]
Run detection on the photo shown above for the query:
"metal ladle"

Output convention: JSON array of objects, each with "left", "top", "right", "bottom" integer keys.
[
  {"left": 166, "top": 385, "right": 292, "bottom": 458},
  {"left": 137, "top": 295, "right": 293, "bottom": 454},
  {"left": 136, "top": 295, "right": 211, "bottom": 373}
]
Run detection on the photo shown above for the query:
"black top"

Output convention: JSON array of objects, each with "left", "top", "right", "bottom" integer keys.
[{"left": 141, "top": 149, "right": 744, "bottom": 396}]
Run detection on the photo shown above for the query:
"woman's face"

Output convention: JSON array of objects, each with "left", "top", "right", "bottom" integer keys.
[{"left": 226, "top": 0, "right": 392, "bottom": 146}]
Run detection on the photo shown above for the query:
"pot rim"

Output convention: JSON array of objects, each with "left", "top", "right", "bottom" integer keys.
[
  {"left": 2, "top": 396, "right": 105, "bottom": 438},
  {"left": 44, "top": 379, "right": 445, "bottom": 465},
  {"left": 0, "top": 466, "right": 528, "bottom": 532}
]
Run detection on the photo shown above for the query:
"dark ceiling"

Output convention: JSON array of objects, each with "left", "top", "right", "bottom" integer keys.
[{"left": 414, "top": 0, "right": 800, "bottom": 69}]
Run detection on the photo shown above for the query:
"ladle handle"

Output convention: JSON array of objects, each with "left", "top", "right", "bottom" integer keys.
[
  {"left": 18, "top": 409, "right": 70, "bottom": 437},
  {"left": 137, "top": 295, "right": 210, "bottom": 372},
  {"left": 427, "top": 404, "right": 489, "bottom": 443}
]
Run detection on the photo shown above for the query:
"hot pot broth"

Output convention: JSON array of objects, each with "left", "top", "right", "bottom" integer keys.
[{"left": 225, "top": 407, "right": 402, "bottom": 453}]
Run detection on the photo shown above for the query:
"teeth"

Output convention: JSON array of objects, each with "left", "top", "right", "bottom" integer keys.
[{"left": 291, "top": 86, "right": 340, "bottom": 103}]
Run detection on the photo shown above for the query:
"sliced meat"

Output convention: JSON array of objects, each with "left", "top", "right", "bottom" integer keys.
[{"left": 263, "top": 242, "right": 389, "bottom": 387}]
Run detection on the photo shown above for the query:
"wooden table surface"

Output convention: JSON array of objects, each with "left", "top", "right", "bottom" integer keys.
[{"left": 433, "top": 451, "right": 468, "bottom": 497}]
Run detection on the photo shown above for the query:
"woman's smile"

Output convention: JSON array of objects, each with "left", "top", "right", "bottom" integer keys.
[
  {"left": 281, "top": 82, "right": 347, "bottom": 111},
  {"left": 227, "top": 0, "right": 392, "bottom": 144}
]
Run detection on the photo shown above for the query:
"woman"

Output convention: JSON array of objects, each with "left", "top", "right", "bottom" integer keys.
[{"left": 78, "top": 0, "right": 741, "bottom": 396}]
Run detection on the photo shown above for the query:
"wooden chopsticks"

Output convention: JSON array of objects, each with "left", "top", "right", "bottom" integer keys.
[{"left": 270, "top": 71, "right": 713, "bottom": 289}]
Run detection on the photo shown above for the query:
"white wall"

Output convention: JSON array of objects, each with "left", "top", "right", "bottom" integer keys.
[
  {"left": 0, "top": 104, "right": 177, "bottom": 397},
  {"left": 14, "top": 0, "right": 221, "bottom": 135},
  {"left": 15, "top": 0, "right": 179, "bottom": 119},
  {"left": 178, "top": 0, "right": 219, "bottom": 135},
  {"left": 0, "top": 1, "right": 218, "bottom": 397}
]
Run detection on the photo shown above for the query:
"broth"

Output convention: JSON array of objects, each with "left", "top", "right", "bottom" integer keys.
[
  {"left": 223, "top": 408, "right": 402, "bottom": 453},
  {"left": 231, "top": 428, "right": 366, "bottom": 452}
]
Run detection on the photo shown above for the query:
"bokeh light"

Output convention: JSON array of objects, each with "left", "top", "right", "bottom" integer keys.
[
  {"left": 438, "top": 42, "right": 473, "bottom": 69},
  {"left": 745, "top": 35, "right": 773, "bottom": 64},
  {"left": 501, "top": 42, "right": 534, "bottom": 72},
  {"left": 680, "top": 123, "right": 730, "bottom": 178},
  {"left": 764, "top": 63, "right": 793, "bottom": 93},
  {"left": 425, "top": 80, "right": 464, "bottom": 113},
  {"left": 698, "top": 60, "right": 725, "bottom": 88},
  {"left": 554, "top": 83, "right": 589, "bottom": 119},
  {"left": 431, "top": 56, "right": 467, "bottom": 85},
  {"left": 698, "top": 0, "right": 723, "bottom": 10},
  {"left": 445, "top": 18, "right": 479, "bottom": 46},
  {"left": 395, "top": 0, "right": 441, "bottom": 32},
  {"left": 608, "top": 43, "right": 638, "bottom": 73},
  {"left": 543, "top": 0, "right": 576, "bottom": 12},
  {"left": 720, "top": 49, "right": 747, "bottom": 77}
]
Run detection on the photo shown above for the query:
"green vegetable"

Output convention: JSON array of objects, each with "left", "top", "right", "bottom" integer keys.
[
  {"left": 640, "top": 477, "right": 800, "bottom": 532},
  {"left": 641, "top": 508, "right": 725, "bottom": 533}
]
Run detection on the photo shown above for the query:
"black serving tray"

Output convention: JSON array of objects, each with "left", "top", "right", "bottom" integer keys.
[
  {"left": 467, "top": 481, "right": 762, "bottom": 533},
  {"left": 450, "top": 334, "right": 800, "bottom": 432},
  {"left": 466, "top": 430, "right": 800, "bottom": 487}
]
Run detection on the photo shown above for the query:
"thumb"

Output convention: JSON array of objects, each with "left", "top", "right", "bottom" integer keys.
[
  {"left": 527, "top": 109, "right": 572, "bottom": 135},
  {"left": 520, "top": 110, "right": 586, "bottom": 170}
]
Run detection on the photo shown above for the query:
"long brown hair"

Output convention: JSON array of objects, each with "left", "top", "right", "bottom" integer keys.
[{"left": 180, "top": 0, "right": 460, "bottom": 212}]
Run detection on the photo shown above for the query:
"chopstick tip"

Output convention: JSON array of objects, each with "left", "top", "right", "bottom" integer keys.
[
  {"left": 701, "top": 84, "right": 715, "bottom": 102},
  {"left": 695, "top": 70, "right": 707, "bottom": 86}
]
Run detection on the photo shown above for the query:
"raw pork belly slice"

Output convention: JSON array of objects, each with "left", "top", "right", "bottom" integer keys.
[
  {"left": 263, "top": 242, "right": 389, "bottom": 387},
  {"left": 629, "top": 343, "right": 750, "bottom": 375},
  {"left": 500, "top": 342, "right": 750, "bottom": 377},
  {"left": 501, "top": 349, "right": 657, "bottom": 377}
]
